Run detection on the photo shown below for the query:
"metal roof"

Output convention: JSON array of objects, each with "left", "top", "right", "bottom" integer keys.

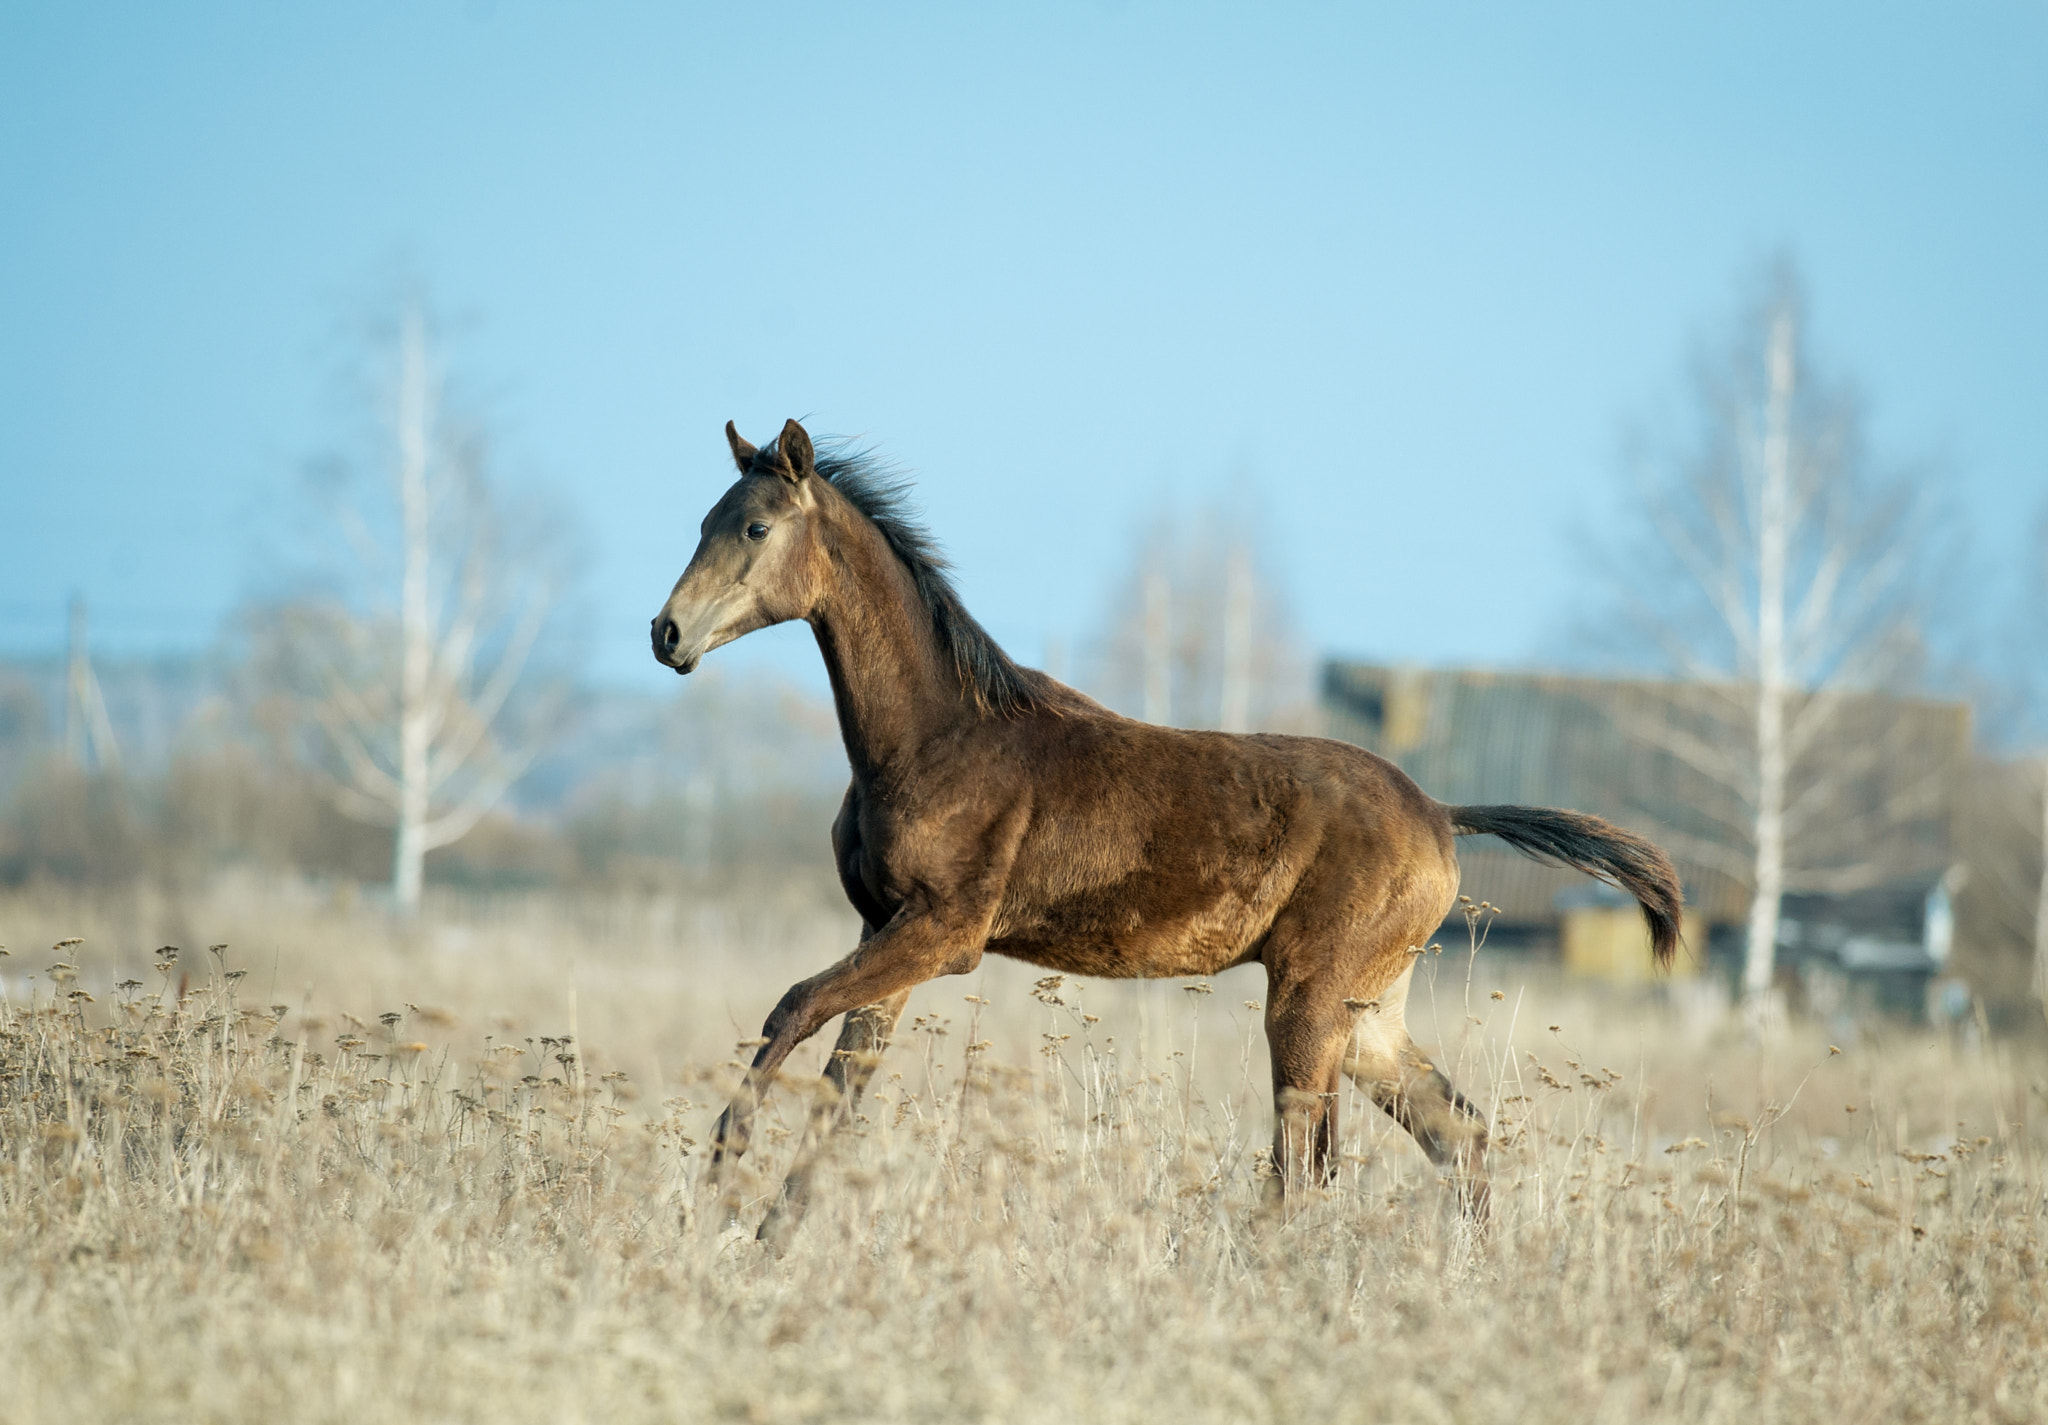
[{"left": 1323, "top": 662, "right": 1968, "bottom": 926}]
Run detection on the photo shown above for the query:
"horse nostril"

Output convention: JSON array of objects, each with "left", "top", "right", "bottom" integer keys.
[{"left": 660, "top": 619, "right": 681, "bottom": 656}]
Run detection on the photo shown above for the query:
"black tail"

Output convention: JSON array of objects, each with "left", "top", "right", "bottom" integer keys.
[{"left": 1447, "top": 805, "right": 1683, "bottom": 969}]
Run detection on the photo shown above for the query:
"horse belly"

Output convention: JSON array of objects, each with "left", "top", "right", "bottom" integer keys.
[{"left": 986, "top": 884, "right": 1272, "bottom": 981}]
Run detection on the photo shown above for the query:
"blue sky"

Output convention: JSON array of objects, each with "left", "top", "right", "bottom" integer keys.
[{"left": 2, "top": 2, "right": 2043, "bottom": 694}]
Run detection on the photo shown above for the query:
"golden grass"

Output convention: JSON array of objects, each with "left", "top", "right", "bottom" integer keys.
[{"left": 2, "top": 880, "right": 2044, "bottom": 1424}]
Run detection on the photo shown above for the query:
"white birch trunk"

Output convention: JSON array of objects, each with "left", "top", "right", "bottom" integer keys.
[
  {"left": 64, "top": 596, "right": 120, "bottom": 773},
  {"left": 1142, "top": 568, "right": 1170, "bottom": 725},
  {"left": 1742, "top": 311, "right": 1796, "bottom": 1020},
  {"left": 1219, "top": 547, "right": 1252, "bottom": 733},
  {"left": 392, "top": 308, "right": 434, "bottom": 913},
  {"left": 2035, "top": 754, "right": 2048, "bottom": 1028}
]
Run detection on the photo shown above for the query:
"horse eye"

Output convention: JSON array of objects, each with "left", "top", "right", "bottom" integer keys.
[{"left": 746, "top": 522, "right": 770, "bottom": 542}]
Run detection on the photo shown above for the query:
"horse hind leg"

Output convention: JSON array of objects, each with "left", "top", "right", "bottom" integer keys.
[
  {"left": 1344, "top": 994, "right": 1491, "bottom": 1220},
  {"left": 1263, "top": 987, "right": 1349, "bottom": 1198},
  {"left": 755, "top": 988, "right": 911, "bottom": 1250}
]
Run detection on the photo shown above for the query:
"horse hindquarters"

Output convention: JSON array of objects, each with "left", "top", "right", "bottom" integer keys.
[{"left": 1256, "top": 789, "right": 1487, "bottom": 1215}]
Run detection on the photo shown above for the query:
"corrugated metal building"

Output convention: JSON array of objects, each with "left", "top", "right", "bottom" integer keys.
[{"left": 1321, "top": 662, "right": 1970, "bottom": 1009}]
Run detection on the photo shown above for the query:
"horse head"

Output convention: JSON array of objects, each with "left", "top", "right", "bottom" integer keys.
[{"left": 651, "top": 418, "right": 830, "bottom": 674}]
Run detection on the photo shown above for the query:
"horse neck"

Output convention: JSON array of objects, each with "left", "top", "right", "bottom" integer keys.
[{"left": 807, "top": 508, "right": 968, "bottom": 780}]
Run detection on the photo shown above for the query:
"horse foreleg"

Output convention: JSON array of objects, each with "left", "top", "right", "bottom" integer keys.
[
  {"left": 709, "top": 908, "right": 986, "bottom": 1221},
  {"left": 756, "top": 989, "right": 911, "bottom": 1249},
  {"left": 709, "top": 973, "right": 821, "bottom": 1216}
]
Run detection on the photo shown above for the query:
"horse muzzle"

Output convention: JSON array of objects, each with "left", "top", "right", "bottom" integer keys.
[{"left": 652, "top": 601, "right": 731, "bottom": 675}]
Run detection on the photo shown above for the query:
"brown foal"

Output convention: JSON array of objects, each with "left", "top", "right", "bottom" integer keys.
[{"left": 651, "top": 419, "right": 1682, "bottom": 1242}]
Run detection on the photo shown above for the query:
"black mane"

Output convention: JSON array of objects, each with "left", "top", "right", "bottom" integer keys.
[{"left": 779, "top": 438, "right": 1045, "bottom": 718}]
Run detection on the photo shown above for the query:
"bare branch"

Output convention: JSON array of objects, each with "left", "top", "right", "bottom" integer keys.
[{"left": 420, "top": 737, "right": 542, "bottom": 851}]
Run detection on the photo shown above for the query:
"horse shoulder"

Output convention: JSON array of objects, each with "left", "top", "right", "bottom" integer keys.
[{"left": 842, "top": 735, "right": 1034, "bottom": 922}]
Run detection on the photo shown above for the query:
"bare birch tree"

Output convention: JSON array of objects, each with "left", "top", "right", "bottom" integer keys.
[
  {"left": 1952, "top": 508, "right": 2048, "bottom": 1029},
  {"left": 63, "top": 596, "right": 120, "bottom": 773},
  {"left": 2034, "top": 747, "right": 2048, "bottom": 1025},
  {"left": 1589, "top": 260, "right": 1940, "bottom": 1021},
  {"left": 268, "top": 303, "right": 561, "bottom": 912},
  {"left": 2022, "top": 504, "right": 2048, "bottom": 1022}
]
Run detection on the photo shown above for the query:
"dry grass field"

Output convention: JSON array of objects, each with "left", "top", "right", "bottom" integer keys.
[{"left": 2, "top": 878, "right": 2044, "bottom": 1424}]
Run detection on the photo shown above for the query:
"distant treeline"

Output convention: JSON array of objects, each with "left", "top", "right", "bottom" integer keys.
[
  {"left": 0, "top": 747, "right": 846, "bottom": 896},
  {"left": 0, "top": 656, "right": 852, "bottom": 898}
]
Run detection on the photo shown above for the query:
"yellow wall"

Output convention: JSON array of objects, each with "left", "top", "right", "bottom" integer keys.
[{"left": 1561, "top": 906, "right": 1701, "bottom": 982}]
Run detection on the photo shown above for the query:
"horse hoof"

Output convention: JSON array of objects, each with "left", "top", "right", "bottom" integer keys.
[{"left": 755, "top": 1210, "right": 796, "bottom": 1256}]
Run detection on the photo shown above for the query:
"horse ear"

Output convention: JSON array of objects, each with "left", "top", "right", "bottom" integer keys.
[
  {"left": 776, "top": 419, "right": 816, "bottom": 483},
  {"left": 725, "top": 421, "right": 758, "bottom": 473}
]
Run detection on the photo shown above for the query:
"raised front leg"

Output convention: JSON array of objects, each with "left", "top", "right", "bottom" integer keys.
[
  {"left": 710, "top": 901, "right": 995, "bottom": 1206},
  {"left": 755, "top": 987, "right": 912, "bottom": 1249}
]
